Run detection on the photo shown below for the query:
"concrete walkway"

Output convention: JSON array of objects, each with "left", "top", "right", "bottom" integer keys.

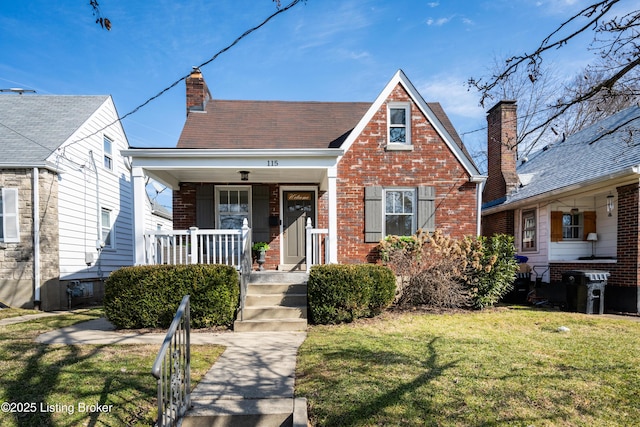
[{"left": 32, "top": 316, "right": 308, "bottom": 425}]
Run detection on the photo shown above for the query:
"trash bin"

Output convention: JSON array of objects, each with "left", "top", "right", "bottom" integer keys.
[{"left": 562, "top": 270, "right": 609, "bottom": 314}]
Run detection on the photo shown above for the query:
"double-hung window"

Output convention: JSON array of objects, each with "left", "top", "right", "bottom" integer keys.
[
  {"left": 521, "top": 209, "right": 537, "bottom": 252},
  {"left": 0, "top": 188, "right": 19, "bottom": 243},
  {"left": 103, "top": 136, "right": 113, "bottom": 170},
  {"left": 216, "top": 187, "right": 251, "bottom": 229},
  {"left": 387, "top": 103, "right": 411, "bottom": 148},
  {"left": 384, "top": 189, "right": 415, "bottom": 236},
  {"left": 101, "top": 208, "right": 113, "bottom": 248},
  {"left": 365, "top": 186, "right": 435, "bottom": 242},
  {"left": 562, "top": 212, "right": 583, "bottom": 240}
]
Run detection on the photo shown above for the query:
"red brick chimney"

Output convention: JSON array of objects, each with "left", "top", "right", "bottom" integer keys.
[
  {"left": 483, "top": 100, "right": 520, "bottom": 204},
  {"left": 185, "top": 67, "right": 211, "bottom": 116}
]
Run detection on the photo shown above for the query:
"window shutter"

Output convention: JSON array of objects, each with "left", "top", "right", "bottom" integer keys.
[
  {"left": 196, "top": 184, "right": 215, "bottom": 228},
  {"left": 364, "top": 186, "right": 383, "bottom": 243},
  {"left": 583, "top": 211, "right": 596, "bottom": 240},
  {"left": 550, "top": 211, "right": 563, "bottom": 242},
  {"left": 1, "top": 188, "right": 20, "bottom": 243},
  {"left": 417, "top": 186, "right": 435, "bottom": 232}
]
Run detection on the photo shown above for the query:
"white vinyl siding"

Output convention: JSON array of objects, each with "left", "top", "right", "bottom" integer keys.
[
  {"left": 0, "top": 188, "right": 19, "bottom": 243},
  {"left": 53, "top": 97, "right": 134, "bottom": 280}
]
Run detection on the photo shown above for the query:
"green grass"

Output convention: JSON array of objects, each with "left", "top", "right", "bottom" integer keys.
[
  {"left": 0, "top": 308, "right": 42, "bottom": 321},
  {"left": 0, "top": 308, "right": 224, "bottom": 426},
  {"left": 296, "top": 307, "right": 640, "bottom": 427}
]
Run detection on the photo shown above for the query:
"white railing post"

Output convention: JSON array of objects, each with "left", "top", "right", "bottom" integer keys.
[
  {"left": 189, "top": 227, "right": 198, "bottom": 264},
  {"left": 241, "top": 218, "right": 249, "bottom": 269},
  {"left": 306, "top": 218, "right": 313, "bottom": 273}
]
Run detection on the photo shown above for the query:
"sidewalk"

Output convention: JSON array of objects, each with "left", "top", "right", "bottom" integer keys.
[{"left": 33, "top": 316, "right": 308, "bottom": 425}]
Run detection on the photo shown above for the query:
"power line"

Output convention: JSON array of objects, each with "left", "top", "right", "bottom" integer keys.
[{"left": 59, "top": 0, "right": 303, "bottom": 153}]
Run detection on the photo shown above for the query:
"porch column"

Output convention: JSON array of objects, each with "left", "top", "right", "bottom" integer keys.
[
  {"left": 132, "top": 166, "right": 147, "bottom": 265},
  {"left": 328, "top": 166, "right": 338, "bottom": 263}
]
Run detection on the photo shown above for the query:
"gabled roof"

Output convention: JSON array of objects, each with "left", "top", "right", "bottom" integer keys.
[
  {"left": 506, "top": 105, "right": 640, "bottom": 205},
  {"left": 338, "top": 70, "right": 480, "bottom": 177},
  {"left": 178, "top": 100, "right": 370, "bottom": 149},
  {"left": 176, "top": 70, "right": 479, "bottom": 177},
  {"left": 0, "top": 95, "right": 109, "bottom": 166}
]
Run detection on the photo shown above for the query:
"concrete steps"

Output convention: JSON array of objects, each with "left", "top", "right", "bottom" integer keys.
[
  {"left": 234, "top": 272, "right": 308, "bottom": 332},
  {"left": 182, "top": 398, "right": 308, "bottom": 427}
]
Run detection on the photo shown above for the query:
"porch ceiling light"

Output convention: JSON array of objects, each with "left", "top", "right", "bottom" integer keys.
[
  {"left": 607, "top": 193, "right": 614, "bottom": 217},
  {"left": 239, "top": 170, "right": 250, "bottom": 181}
]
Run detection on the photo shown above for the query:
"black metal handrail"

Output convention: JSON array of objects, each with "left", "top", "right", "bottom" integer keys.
[{"left": 151, "top": 295, "right": 191, "bottom": 427}]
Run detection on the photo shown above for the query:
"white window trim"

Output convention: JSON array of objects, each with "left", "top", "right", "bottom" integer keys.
[
  {"left": 382, "top": 188, "right": 416, "bottom": 237},
  {"left": 215, "top": 186, "right": 252, "bottom": 229},
  {"left": 103, "top": 135, "right": 114, "bottom": 171},
  {"left": 562, "top": 212, "right": 584, "bottom": 240},
  {"left": 521, "top": 208, "right": 537, "bottom": 252},
  {"left": 386, "top": 102, "right": 412, "bottom": 150},
  {"left": 1, "top": 188, "right": 20, "bottom": 243},
  {"left": 101, "top": 207, "right": 114, "bottom": 249}
]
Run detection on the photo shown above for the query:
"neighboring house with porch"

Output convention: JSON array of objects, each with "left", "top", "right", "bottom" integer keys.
[
  {"left": 482, "top": 100, "right": 640, "bottom": 314},
  {"left": 0, "top": 94, "right": 148, "bottom": 310},
  {"left": 125, "top": 68, "right": 485, "bottom": 272}
]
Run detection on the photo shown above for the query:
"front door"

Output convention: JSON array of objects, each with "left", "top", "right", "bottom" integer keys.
[{"left": 282, "top": 191, "right": 315, "bottom": 267}]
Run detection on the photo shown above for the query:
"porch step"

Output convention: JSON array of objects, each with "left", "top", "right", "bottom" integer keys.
[
  {"left": 234, "top": 318, "right": 308, "bottom": 332},
  {"left": 234, "top": 273, "right": 308, "bottom": 332},
  {"left": 182, "top": 398, "right": 308, "bottom": 427}
]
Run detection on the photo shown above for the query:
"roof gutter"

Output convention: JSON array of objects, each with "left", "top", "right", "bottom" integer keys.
[
  {"left": 482, "top": 165, "right": 640, "bottom": 215},
  {"left": 122, "top": 148, "right": 345, "bottom": 158}
]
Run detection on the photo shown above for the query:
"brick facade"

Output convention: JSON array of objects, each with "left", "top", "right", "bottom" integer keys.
[
  {"left": 336, "top": 84, "right": 478, "bottom": 264},
  {"left": 614, "top": 182, "right": 640, "bottom": 288},
  {"left": 482, "top": 210, "right": 515, "bottom": 237}
]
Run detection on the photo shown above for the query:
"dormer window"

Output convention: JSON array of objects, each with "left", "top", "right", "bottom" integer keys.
[{"left": 387, "top": 103, "right": 412, "bottom": 150}]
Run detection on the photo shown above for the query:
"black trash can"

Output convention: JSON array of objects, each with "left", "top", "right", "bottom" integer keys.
[{"left": 562, "top": 270, "right": 609, "bottom": 314}]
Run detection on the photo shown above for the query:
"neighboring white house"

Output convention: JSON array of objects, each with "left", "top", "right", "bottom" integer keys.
[
  {"left": 482, "top": 101, "right": 640, "bottom": 314},
  {"left": 0, "top": 94, "right": 164, "bottom": 310}
]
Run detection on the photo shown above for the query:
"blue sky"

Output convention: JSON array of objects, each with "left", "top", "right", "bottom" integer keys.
[{"left": 0, "top": 0, "right": 602, "bottom": 157}]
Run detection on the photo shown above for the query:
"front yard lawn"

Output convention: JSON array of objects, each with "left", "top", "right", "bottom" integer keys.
[
  {"left": 296, "top": 307, "right": 640, "bottom": 426},
  {"left": 0, "top": 308, "right": 224, "bottom": 426}
]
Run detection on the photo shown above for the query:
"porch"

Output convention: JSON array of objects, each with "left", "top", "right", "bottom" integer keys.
[
  {"left": 124, "top": 148, "right": 343, "bottom": 269},
  {"left": 142, "top": 219, "right": 329, "bottom": 273}
]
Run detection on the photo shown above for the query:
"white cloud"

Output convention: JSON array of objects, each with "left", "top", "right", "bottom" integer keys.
[
  {"left": 426, "top": 16, "right": 452, "bottom": 26},
  {"left": 427, "top": 2, "right": 439, "bottom": 7}
]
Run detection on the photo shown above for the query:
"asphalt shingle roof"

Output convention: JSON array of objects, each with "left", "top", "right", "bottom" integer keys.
[
  {"left": 0, "top": 95, "right": 108, "bottom": 165},
  {"left": 177, "top": 98, "right": 473, "bottom": 163},
  {"left": 508, "top": 105, "right": 640, "bottom": 204}
]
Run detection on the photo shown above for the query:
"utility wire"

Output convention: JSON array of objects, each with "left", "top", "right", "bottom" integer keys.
[{"left": 58, "top": 0, "right": 303, "bottom": 154}]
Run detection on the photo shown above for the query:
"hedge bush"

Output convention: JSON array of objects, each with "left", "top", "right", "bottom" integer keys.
[
  {"left": 307, "top": 264, "right": 396, "bottom": 325},
  {"left": 104, "top": 264, "right": 239, "bottom": 329}
]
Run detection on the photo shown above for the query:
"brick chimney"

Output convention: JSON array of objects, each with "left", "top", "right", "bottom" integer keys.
[
  {"left": 185, "top": 67, "right": 211, "bottom": 116},
  {"left": 483, "top": 100, "right": 520, "bottom": 205}
]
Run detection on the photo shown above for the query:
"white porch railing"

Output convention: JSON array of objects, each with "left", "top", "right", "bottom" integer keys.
[
  {"left": 144, "top": 221, "right": 251, "bottom": 270},
  {"left": 306, "top": 218, "right": 329, "bottom": 272}
]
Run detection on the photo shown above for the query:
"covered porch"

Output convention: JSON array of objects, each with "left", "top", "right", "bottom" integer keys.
[{"left": 124, "top": 148, "right": 342, "bottom": 271}]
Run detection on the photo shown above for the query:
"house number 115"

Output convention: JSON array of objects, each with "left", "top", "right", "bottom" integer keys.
[{"left": 267, "top": 160, "right": 279, "bottom": 166}]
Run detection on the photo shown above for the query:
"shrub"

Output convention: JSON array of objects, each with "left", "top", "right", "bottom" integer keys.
[
  {"left": 380, "top": 230, "right": 518, "bottom": 309},
  {"left": 104, "top": 264, "right": 239, "bottom": 329},
  {"left": 307, "top": 264, "right": 396, "bottom": 324}
]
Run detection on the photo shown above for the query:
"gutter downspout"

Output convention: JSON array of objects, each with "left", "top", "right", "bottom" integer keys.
[
  {"left": 33, "top": 167, "right": 41, "bottom": 310},
  {"left": 470, "top": 175, "right": 487, "bottom": 236},
  {"left": 88, "top": 151, "right": 104, "bottom": 279}
]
